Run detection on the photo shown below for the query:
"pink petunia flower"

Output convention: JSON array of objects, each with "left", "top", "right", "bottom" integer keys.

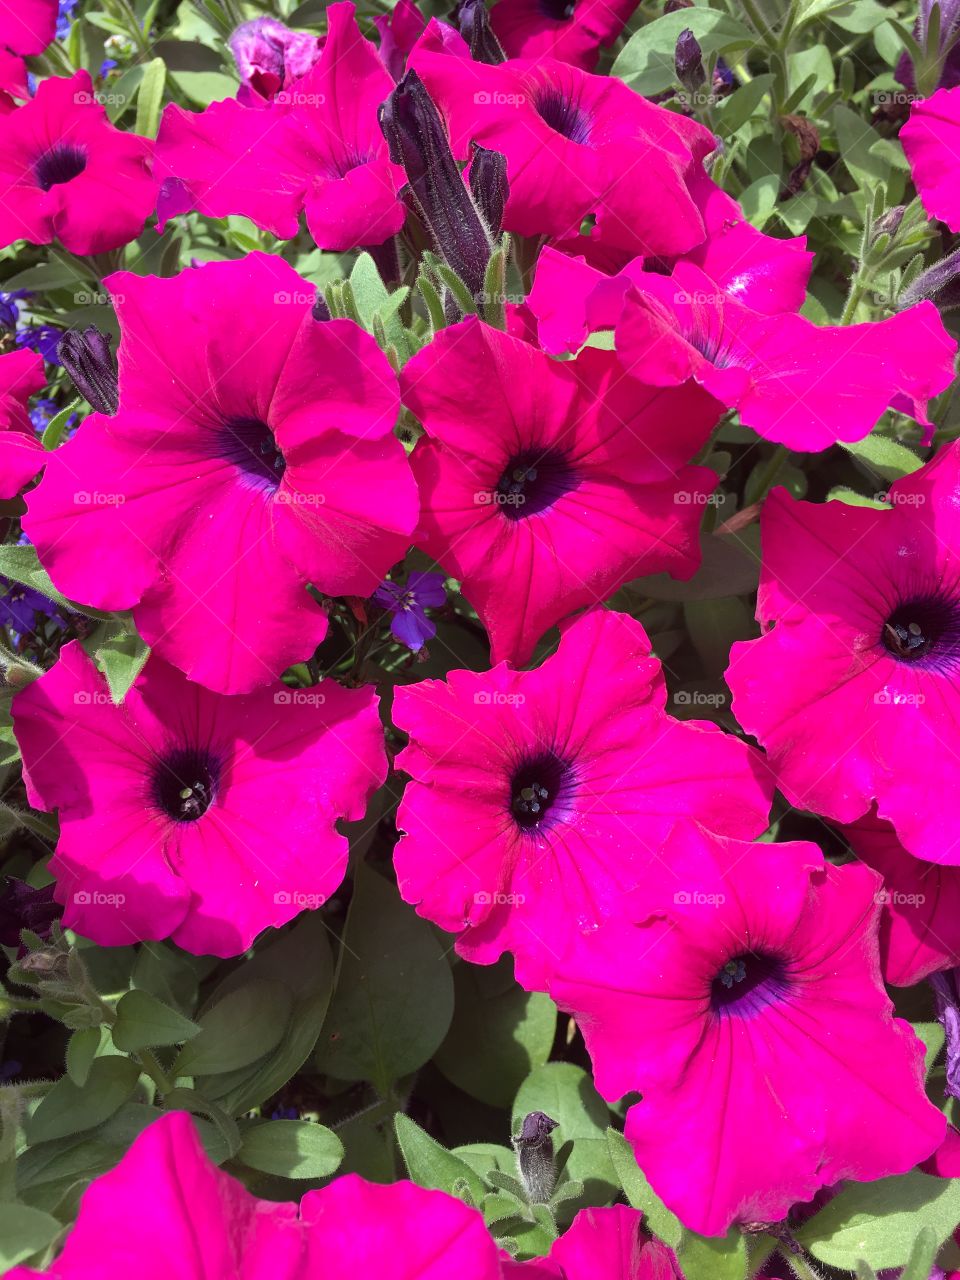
[
  {"left": 393, "top": 608, "right": 773, "bottom": 987},
  {"left": 229, "top": 16, "right": 323, "bottom": 103},
  {"left": 726, "top": 449, "right": 960, "bottom": 864},
  {"left": 548, "top": 825, "right": 946, "bottom": 1237},
  {"left": 489, "top": 0, "right": 640, "bottom": 71},
  {"left": 0, "top": 48, "right": 29, "bottom": 112},
  {"left": 155, "top": 2, "right": 406, "bottom": 250},
  {"left": 11, "top": 640, "right": 386, "bottom": 956},
  {"left": 902, "top": 86, "right": 960, "bottom": 232},
  {"left": 374, "top": 0, "right": 428, "bottom": 81},
  {"left": 501, "top": 1205, "right": 682, "bottom": 1277},
  {"left": 407, "top": 47, "right": 716, "bottom": 255},
  {"left": 401, "top": 316, "right": 722, "bottom": 666},
  {"left": 0, "top": 0, "right": 57, "bottom": 56},
  {"left": 23, "top": 253, "right": 417, "bottom": 694},
  {"left": 613, "top": 262, "right": 956, "bottom": 451},
  {"left": 0, "top": 349, "right": 46, "bottom": 498},
  {"left": 8, "top": 1110, "right": 505, "bottom": 1280},
  {"left": 842, "top": 810, "right": 960, "bottom": 986},
  {"left": 0, "top": 70, "right": 156, "bottom": 255}
]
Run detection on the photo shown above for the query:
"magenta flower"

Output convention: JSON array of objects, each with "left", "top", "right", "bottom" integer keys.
[
  {"left": 374, "top": 0, "right": 428, "bottom": 81},
  {"left": 903, "top": 86, "right": 960, "bottom": 232},
  {"left": 229, "top": 16, "right": 323, "bottom": 103},
  {"left": 727, "top": 451, "right": 960, "bottom": 865},
  {"left": 156, "top": 2, "right": 406, "bottom": 250},
  {"left": 0, "top": 71, "right": 155, "bottom": 255},
  {"left": 0, "top": 0, "right": 57, "bottom": 56},
  {"left": 0, "top": 49, "right": 28, "bottom": 111},
  {"left": 489, "top": 0, "right": 640, "bottom": 71},
  {"left": 393, "top": 609, "right": 772, "bottom": 987},
  {"left": 0, "top": 349, "right": 46, "bottom": 498},
  {"left": 502, "top": 1206, "right": 682, "bottom": 1278},
  {"left": 402, "top": 317, "right": 722, "bottom": 666},
  {"left": 504, "top": 1203, "right": 686, "bottom": 1274},
  {"left": 11, "top": 640, "right": 386, "bottom": 956},
  {"left": 408, "top": 47, "right": 716, "bottom": 255},
  {"left": 548, "top": 825, "right": 945, "bottom": 1237},
  {"left": 614, "top": 262, "right": 956, "bottom": 451},
  {"left": 23, "top": 254, "right": 417, "bottom": 694},
  {"left": 7, "top": 1110, "right": 505, "bottom": 1280},
  {"left": 528, "top": 200, "right": 813, "bottom": 355},
  {"left": 843, "top": 810, "right": 960, "bottom": 987}
]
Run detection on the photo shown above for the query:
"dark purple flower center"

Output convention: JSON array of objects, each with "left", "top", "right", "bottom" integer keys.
[
  {"left": 34, "top": 144, "right": 88, "bottom": 191},
  {"left": 220, "top": 417, "right": 286, "bottom": 489},
  {"left": 151, "top": 747, "right": 220, "bottom": 823},
  {"left": 538, "top": 0, "right": 577, "bottom": 19},
  {"left": 495, "top": 448, "right": 578, "bottom": 520},
  {"left": 710, "top": 952, "right": 791, "bottom": 1018},
  {"left": 882, "top": 595, "right": 960, "bottom": 670},
  {"left": 510, "top": 753, "right": 574, "bottom": 831},
  {"left": 534, "top": 89, "right": 592, "bottom": 144}
]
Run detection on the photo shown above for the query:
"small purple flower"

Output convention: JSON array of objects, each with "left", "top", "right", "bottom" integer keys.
[
  {"left": 897, "top": 0, "right": 960, "bottom": 92},
  {"left": 0, "top": 290, "right": 30, "bottom": 330},
  {"left": 0, "top": 579, "right": 64, "bottom": 637},
  {"left": 270, "top": 1105, "right": 299, "bottom": 1120},
  {"left": 99, "top": 59, "right": 119, "bottom": 79},
  {"left": 56, "top": 0, "right": 80, "bottom": 40},
  {"left": 373, "top": 571, "right": 446, "bottom": 651},
  {"left": 16, "top": 326, "right": 66, "bottom": 366}
]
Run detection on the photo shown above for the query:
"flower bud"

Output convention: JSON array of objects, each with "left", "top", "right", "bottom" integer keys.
[
  {"left": 899, "top": 244, "right": 960, "bottom": 313},
  {"left": 58, "top": 326, "right": 119, "bottom": 416},
  {"left": 379, "top": 71, "right": 494, "bottom": 304},
  {"left": 457, "top": 0, "right": 506, "bottom": 65},
  {"left": 675, "top": 27, "right": 705, "bottom": 94},
  {"left": 469, "top": 144, "right": 509, "bottom": 237},
  {"left": 513, "top": 1110, "right": 559, "bottom": 1204}
]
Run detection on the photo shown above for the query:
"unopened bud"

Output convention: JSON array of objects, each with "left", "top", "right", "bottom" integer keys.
[
  {"left": 57, "top": 327, "right": 119, "bottom": 416},
  {"left": 513, "top": 1111, "right": 559, "bottom": 1204},
  {"left": 675, "top": 28, "right": 705, "bottom": 94}
]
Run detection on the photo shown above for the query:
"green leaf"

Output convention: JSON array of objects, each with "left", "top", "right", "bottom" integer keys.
[
  {"left": 238, "top": 1120, "right": 343, "bottom": 1179},
  {"left": 173, "top": 70, "right": 238, "bottom": 107},
  {"left": 135, "top": 58, "right": 167, "bottom": 137},
  {"left": 606, "top": 1129, "right": 682, "bottom": 1248},
  {"left": 40, "top": 402, "right": 81, "bottom": 452},
  {"left": 716, "top": 75, "right": 775, "bottom": 135},
  {"left": 81, "top": 617, "right": 150, "bottom": 703},
  {"left": 512, "top": 1063, "right": 616, "bottom": 1206},
  {"left": 195, "top": 914, "right": 334, "bottom": 1116},
  {"left": 678, "top": 1228, "right": 748, "bottom": 1280},
  {"left": 0, "top": 1203, "right": 62, "bottom": 1269},
  {"left": 112, "top": 989, "right": 200, "bottom": 1052},
  {"left": 613, "top": 9, "right": 756, "bottom": 97},
  {"left": 26, "top": 1057, "right": 140, "bottom": 1145},
  {"left": 172, "top": 979, "right": 292, "bottom": 1077},
  {"left": 64, "top": 1027, "right": 103, "bottom": 1087},
  {"left": 434, "top": 958, "right": 556, "bottom": 1109},
  {"left": 395, "top": 1114, "right": 487, "bottom": 1202},
  {"left": 832, "top": 104, "right": 892, "bottom": 187},
  {"left": 314, "top": 865, "right": 454, "bottom": 1094},
  {"left": 839, "top": 433, "right": 923, "bottom": 483},
  {"left": 825, "top": 485, "right": 889, "bottom": 508},
  {"left": 797, "top": 1169, "right": 960, "bottom": 1270}
]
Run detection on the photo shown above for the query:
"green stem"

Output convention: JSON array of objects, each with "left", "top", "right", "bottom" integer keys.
[
  {"left": 751, "top": 444, "right": 790, "bottom": 502},
  {"left": 137, "top": 1048, "right": 174, "bottom": 1096}
]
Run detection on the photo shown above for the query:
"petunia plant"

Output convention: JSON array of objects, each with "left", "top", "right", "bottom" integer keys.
[{"left": 1, "top": 0, "right": 960, "bottom": 1276}]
